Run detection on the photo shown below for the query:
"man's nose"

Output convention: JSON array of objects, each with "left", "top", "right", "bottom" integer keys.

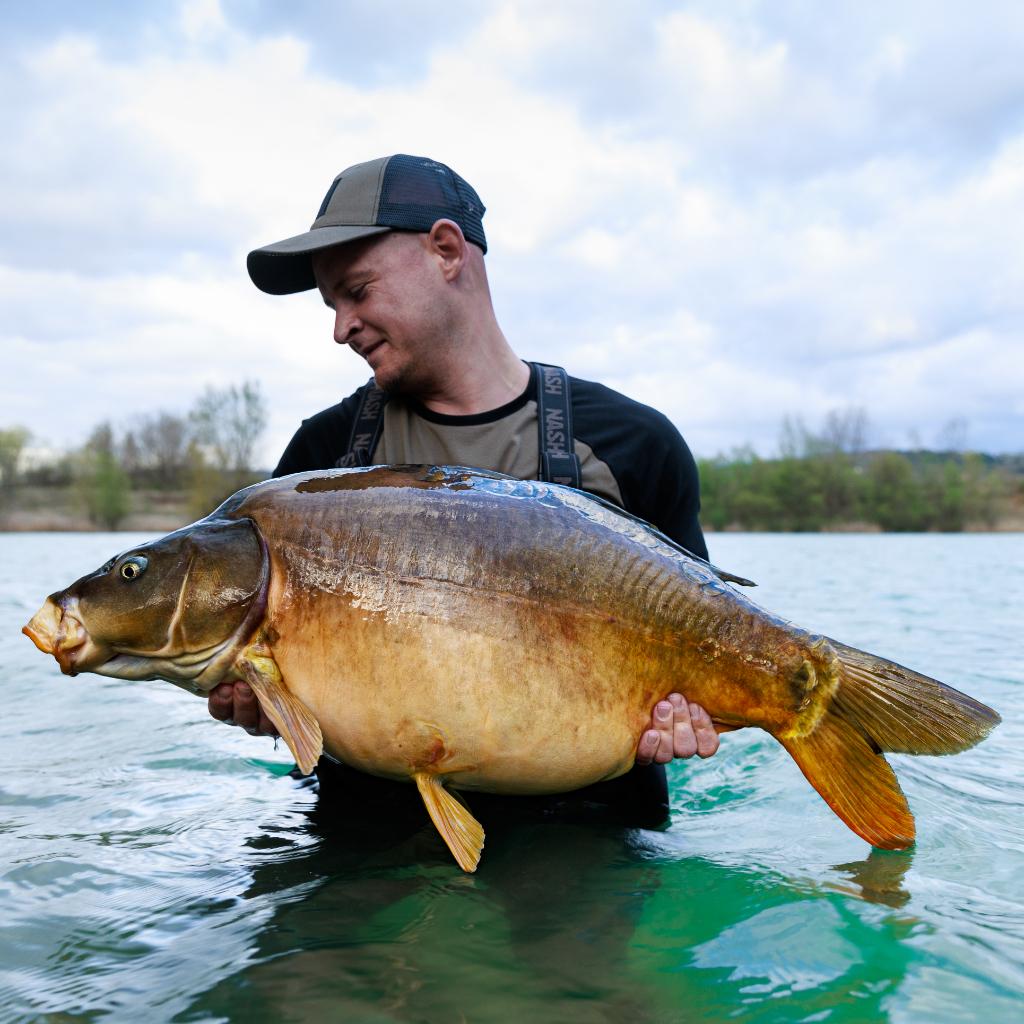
[{"left": 333, "top": 304, "right": 362, "bottom": 345}]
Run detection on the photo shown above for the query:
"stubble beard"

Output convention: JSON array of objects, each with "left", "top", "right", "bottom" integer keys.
[{"left": 374, "top": 325, "right": 458, "bottom": 400}]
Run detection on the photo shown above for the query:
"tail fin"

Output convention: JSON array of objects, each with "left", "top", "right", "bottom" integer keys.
[
  {"left": 780, "top": 641, "right": 1000, "bottom": 850},
  {"left": 830, "top": 640, "right": 1001, "bottom": 755}
]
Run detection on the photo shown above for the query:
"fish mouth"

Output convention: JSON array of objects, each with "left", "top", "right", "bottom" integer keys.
[
  {"left": 24, "top": 596, "right": 113, "bottom": 676},
  {"left": 22, "top": 616, "right": 57, "bottom": 656}
]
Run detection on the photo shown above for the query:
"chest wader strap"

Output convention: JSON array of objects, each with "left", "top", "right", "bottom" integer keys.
[
  {"left": 335, "top": 378, "right": 387, "bottom": 468},
  {"left": 532, "top": 362, "right": 582, "bottom": 488}
]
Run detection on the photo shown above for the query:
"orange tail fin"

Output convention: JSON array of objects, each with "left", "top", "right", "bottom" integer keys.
[{"left": 781, "top": 641, "right": 1000, "bottom": 849}]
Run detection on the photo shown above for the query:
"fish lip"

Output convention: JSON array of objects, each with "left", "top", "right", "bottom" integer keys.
[
  {"left": 55, "top": 628, "right": 111, "bottom": 677},
  {"left": 23, "top": 597, "right": 62, "bottom": 655},
  {"left": 22, "top": 622, "right": 53, "bottom": 655},
  {"left": 51, "top": 603, "right": 93, "bottom": 675},
  {"left": 24, "top": 597, "right": 94, "bottom": 673}
]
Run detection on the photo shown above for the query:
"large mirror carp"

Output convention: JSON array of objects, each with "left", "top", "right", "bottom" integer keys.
[{"left": 23, "top": 465, "right": 999, "bottom": 871}]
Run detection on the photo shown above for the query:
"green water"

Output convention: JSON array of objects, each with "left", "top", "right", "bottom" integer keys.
[{"left": 1, "top": 533, "right": 1021, "bottom": 1023}]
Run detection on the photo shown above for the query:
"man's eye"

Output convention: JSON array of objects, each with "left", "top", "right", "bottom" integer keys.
[{"left": 349, "top": 285, "right": 366, "bottom": 300}]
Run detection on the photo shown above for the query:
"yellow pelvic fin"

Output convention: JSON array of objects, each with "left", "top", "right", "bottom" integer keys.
[
  {"left": 781, "top": 711, "right": 915, "bottom": 850},
  {"left": 413, "top": 772, "right": 485, "bottom": 873},
  {"left": 237, "top": 648, "right": 323, "bottom": 775}
]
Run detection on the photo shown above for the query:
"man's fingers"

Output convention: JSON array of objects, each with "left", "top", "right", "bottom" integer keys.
[
  {"left": 653, "top": 700, "right": 674, "bottom": 763},
  {"left": 207, "top": 681, "right": 278, "bottom": 737},
  {"left": 672, "top": 697, "right": 699, "bottom": 759},
  {"left": 208, "top": 682, "right": 235, "bottom": 722},
  {"left": 636, "top": 729, "right": 659, "bottom": 766},
  {"left": 233, "top": 682, "right": 261, "bottom": 733},
  {"left": 690, "top": 702, "right": 720, "bottom": 758}
]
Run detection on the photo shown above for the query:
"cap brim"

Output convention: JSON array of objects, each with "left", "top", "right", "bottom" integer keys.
[{"left": 247, "top": 224, "right": 391, "bottom": 295}]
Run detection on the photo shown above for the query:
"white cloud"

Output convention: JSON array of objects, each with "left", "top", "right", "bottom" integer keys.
[{"left": 2, "top": 0, "right": 1023, "bottom": 466}]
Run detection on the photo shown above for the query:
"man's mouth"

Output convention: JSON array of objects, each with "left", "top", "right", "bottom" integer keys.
[{"left": 358, "top": 339, "right": 385, "bottom": 362}]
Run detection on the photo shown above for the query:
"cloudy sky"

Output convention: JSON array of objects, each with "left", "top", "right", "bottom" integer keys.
[{"left": 3, "top": 0, "right": 1023, "bottom": 465}]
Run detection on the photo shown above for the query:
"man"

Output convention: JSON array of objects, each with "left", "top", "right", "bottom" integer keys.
[{"left": 210, "top": 154, "right": 722, "bottom": 825}]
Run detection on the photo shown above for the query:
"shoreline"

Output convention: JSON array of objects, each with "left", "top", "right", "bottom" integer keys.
[
  {"left": 3, "top": 520, "right": 1021, "bottom": 535},
  {"left": 3, "top": 482, "right": 1022, "bottom": 535}
]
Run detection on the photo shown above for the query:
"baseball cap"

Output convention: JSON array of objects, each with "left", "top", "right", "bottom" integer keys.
[{"left": 247, "top": 154, "right": 488, "bottom": 295}]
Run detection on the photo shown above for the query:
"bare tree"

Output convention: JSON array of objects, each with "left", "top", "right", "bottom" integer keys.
[
  {"left": 137, "top": 412, "right": 190, "bottom": 487},
  {"left": 936, "top": 417, "right": 969, "bottom": 453},
  {"left": 191, "top": 380, "right": 267, "bottom": 478},
  {"left": 0, "top": 426, "right": 31, "bottom": 493},
  {"left": 778, "top": 415, "right": 810, "bottom": 459},
  {"left": 822, "top": 407, "right": 869, "bottom": 454}
]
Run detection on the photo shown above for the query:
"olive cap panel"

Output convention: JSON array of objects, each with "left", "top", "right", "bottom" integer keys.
[{"left": 247, "top": 154, "right": 488, "bottom": 295}]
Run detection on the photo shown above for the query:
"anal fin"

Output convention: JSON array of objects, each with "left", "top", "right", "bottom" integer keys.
[
  {"left": 237, "top": 647, "right": 323, "bottom": 775},
  {"left": 414, "top": 772, "right": 485, "bottom": 873}
]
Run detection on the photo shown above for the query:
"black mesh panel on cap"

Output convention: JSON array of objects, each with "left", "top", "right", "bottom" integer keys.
[{"left": 377, "top": 155, "right": 487, "bottom": 252}]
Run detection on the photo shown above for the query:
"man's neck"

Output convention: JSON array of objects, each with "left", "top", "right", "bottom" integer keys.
[{"left": 416, "top": 331, "right": 531, "bottom": 417}]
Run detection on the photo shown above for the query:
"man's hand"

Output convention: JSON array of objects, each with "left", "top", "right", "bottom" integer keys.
[
  {"left": 635, "top": 692, "right": 720, "bottom": 766},
  {"left": 208, "top": 681, "right": 279, "bottom": 737}
]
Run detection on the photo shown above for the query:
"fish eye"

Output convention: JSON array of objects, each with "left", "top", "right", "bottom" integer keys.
[{"left": 119, "top": 556, "right": 148, "bottom": 581}]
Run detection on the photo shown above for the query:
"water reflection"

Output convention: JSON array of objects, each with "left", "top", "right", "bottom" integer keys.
[
  {"left": 832, "top": 848, "right": 914, "bottom": 909},
  {"left": 182, "top": 788, "right": 919, "bottom": 1024}
]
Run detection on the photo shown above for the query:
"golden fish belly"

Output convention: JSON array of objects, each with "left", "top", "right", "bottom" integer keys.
[{"left": 265, "top": 569, "right": 680, "bottom": 793}]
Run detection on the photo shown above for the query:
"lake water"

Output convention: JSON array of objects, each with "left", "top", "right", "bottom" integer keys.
[{"left": 0, "top": 531, "right": 1021, "bottom": 1023}]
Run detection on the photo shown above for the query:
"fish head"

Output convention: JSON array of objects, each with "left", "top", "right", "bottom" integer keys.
[{"left": 23, "top": 517, "right": 268, "bottom": 692}]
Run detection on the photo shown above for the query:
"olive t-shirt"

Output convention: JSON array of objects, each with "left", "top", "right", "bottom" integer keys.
[{"left": 275, "top": 363, "right": 708, "bottom": 560}]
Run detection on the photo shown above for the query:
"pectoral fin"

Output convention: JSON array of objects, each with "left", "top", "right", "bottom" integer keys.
[
  {"left": 237, "top": 647, "right": 323, "bottom": 775},
  {"left": 414, "top": 772, "right": 485, "bottom": 873}
]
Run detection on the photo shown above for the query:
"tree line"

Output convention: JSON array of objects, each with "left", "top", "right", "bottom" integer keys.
[
  {"left": 1, "top": 381, "right": 266, "bottom": 529},
  {"left": 2, "top": 401, "right": 1019, "bottom": 532},
  {"left": 698, "top": 410, "right": 1017, "bottom": 532}
]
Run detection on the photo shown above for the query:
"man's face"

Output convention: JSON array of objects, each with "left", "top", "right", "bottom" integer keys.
[{"left": 312, "top": 232, "right": 453, "bottom": 395}]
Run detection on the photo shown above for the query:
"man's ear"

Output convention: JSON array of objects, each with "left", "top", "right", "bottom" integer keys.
[{"left": 427, "top": 219, "right": 468, "bottom": 282}]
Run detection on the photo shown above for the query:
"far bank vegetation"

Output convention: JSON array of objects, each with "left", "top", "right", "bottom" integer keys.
[
  {"left": 0, "top": 381, "right": 266, "bottom": 531},
  {"left": 1, "top": 402, "right": 1021, "bottom": 533},
  {"left": 698, "top": 410, "right": 1020, "bottom": 532}
]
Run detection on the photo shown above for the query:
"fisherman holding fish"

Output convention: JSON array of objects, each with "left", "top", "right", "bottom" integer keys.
[
  {"left": 209, "top": 154, "right": 725, "bottom": 824},
  {"left": 25, "top": 155, "right": 999, "bottom": 864}
]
